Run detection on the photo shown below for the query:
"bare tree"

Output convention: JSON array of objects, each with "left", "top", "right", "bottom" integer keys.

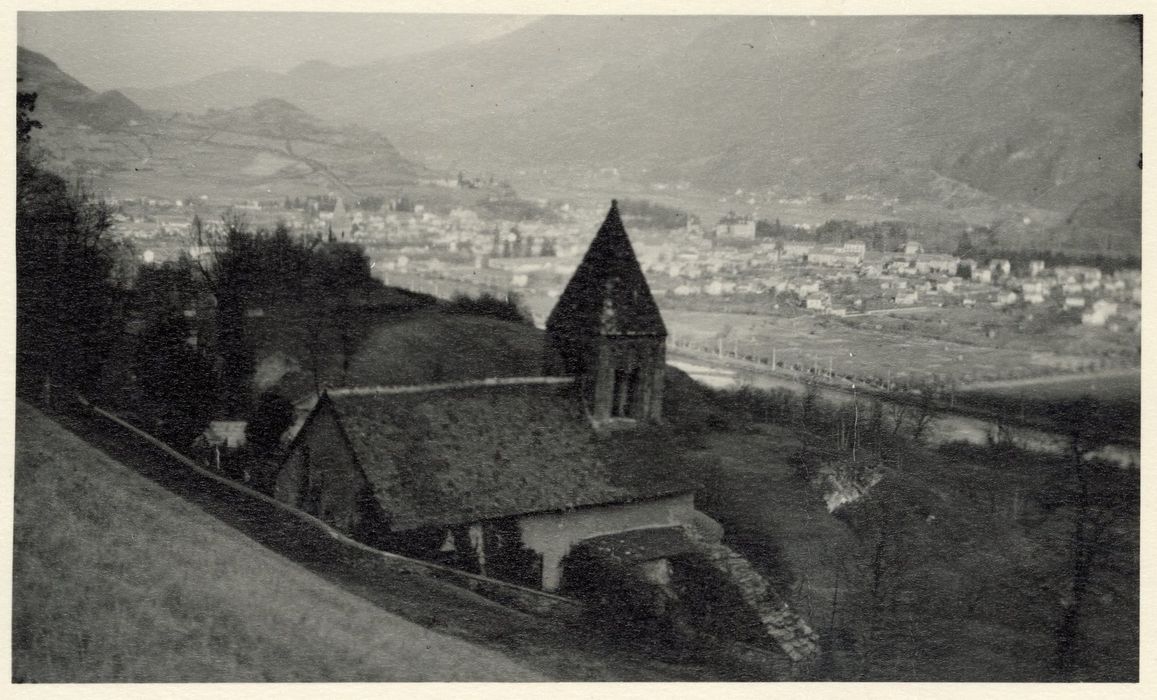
[
  {"left": 1044, "top": 399, "right": 1138, "bottom": 680},
  {"left": 831, "top": 486, "right": 913, "bottom": 681},
  {"left": 908, "top": 393, "right": 939, "bottom": 444}
]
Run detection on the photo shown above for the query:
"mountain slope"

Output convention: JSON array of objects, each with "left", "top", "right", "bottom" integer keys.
[
  {"left": 446, "top": 16, "right": 1138, "bottom": 213},
  {"left": 18, "top": 46, "right": 145, "bottom": 129},
  {"left": 17, "top": 47, "right": 428, "bottom": 198},
  {"left": 12, "top": 400, "right": 544, "bottom": 681},
  {"left": 125, "top": 16, "right": 730, "bottom": 131},
  {"left": 124, "top": 15, "right": 1140, "bottom": 243}
]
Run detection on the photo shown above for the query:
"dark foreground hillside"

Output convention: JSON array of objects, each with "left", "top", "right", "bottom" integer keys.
[
  {"left": 14, "top": 401, "right": 775, "bottom": 682},
  {"left": 11, "top": 401, "right": 544, "bottom": 682}
]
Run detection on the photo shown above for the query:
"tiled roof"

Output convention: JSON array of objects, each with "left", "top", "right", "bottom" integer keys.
[
  {"left": 323, "top": 379, "right": 697, "bottom": 531},
  {"left": 546, "top": 201, "right": 667, "bottom": 338}
]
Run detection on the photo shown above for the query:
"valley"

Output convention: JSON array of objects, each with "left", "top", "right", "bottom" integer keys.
[{"left": 12, "top": 12, "right": 1142, "bottom": 684}]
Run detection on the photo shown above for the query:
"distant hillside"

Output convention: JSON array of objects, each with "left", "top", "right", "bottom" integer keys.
[
  {"left": 206, "top": 98, "right": 324, "bottom": 137},
  {"left": 123, "top": 16, "right": 1140, "bottom": 250},
  {"left": 18, "top": 46, "right": 145, "bottom": 130},
  {"left": 12, "top": 401, "right": 543, "bottom": 681},
  {"left": 17, "top": 47, "right": 429, "bottom": 199}
]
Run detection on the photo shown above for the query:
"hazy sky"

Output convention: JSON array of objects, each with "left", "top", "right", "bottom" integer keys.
[{"left": 17, "top": 12, "right": 538, "bottom": 91}]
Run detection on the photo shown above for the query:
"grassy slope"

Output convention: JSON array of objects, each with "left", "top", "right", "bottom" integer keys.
[
  {"left": 345, "top": 312, "right": 544, "bottom": 386},
  {"left": 251, "top": 309, "right": 545, "bottom": 397},
  {"left": 12, "top": 400, "right": 544, "bottom": 682},
  {"left": 677, "top": 403, "right": 1139, "bottom": 681}
]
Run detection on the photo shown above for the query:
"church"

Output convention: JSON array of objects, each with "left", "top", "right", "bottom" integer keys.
[{"left": 272, "top": 201, "right": 818, "bottom": 668}]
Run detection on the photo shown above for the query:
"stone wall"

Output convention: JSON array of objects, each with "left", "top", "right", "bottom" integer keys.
[
  {"left": 518, "top": 493, "right": 697, "bottom": 591},
  {"left": 689, "top": 536, "right": 820, "bottom": 677}
]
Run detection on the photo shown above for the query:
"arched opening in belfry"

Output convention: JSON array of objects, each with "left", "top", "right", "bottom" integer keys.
[{"left": 612, "top": 364, "right": 642, "bottom": 418}]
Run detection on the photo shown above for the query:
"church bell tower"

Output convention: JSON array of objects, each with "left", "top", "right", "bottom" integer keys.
[{"left": 545, "top": 201, "right": 667, "bottom": 422}]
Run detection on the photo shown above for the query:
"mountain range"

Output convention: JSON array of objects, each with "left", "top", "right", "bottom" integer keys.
[
  {"left": 19, "top": 15, "right": 1142, "bottom": 253},
  {"left": 18, "top": 45, "right": 145, "bottom": 131},
  {"left": 17, "top": 47, "right": 427, "bottom": 200}
]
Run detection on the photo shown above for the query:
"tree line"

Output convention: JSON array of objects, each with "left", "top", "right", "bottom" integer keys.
[
  {"left": 17, "top": 90, "right": 388, "bottom": 440},
  {"left": 133, "top": 215, "right": 387, "bottom": 443},
  {"left": 953, "top": 239, "right": 1140, "bottom": 275},
  {"left": 17, "top": 87, "right": 128, "bottom": 404},
  {"left": 754, "top": 218, "right": 936, "bottom": 254}
]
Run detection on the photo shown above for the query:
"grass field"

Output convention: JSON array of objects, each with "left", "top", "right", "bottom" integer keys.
[
  {"left": 12, "top": 401, "right": 544, "bottom": 682},
  {"left": 662, "top": 309, "right": 1135, "bottom": 389},
  {"left": 344, "top": 312, "right": 544, "bottom": 386}
]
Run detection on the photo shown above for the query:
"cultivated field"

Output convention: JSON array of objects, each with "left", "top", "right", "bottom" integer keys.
[
  {"left": 662, "top": 309, "right": 1134, "bottom": 390},
  {"left": 952, "top": 370, "right": 1141, "bottom": 447}
]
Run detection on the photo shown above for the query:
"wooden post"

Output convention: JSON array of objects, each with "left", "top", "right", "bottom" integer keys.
[{"left": 852, "top": 386, "right": 859, "bottom": 463}]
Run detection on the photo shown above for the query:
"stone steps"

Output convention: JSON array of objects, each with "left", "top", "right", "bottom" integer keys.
[{"left": 692, "top": 538, "right": 820, "bottom": 666}]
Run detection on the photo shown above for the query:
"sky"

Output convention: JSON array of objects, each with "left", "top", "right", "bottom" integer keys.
[{"left": 17, "top": 12, "right": 538, "bottom": 91}]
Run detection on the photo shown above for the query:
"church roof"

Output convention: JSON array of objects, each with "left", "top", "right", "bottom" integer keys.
[
  {"left": 546, "top": 201, "right": 667, "bottom": 337},
  {"left": 317, "top": 379, "right": 697, "bottom": 531}
]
